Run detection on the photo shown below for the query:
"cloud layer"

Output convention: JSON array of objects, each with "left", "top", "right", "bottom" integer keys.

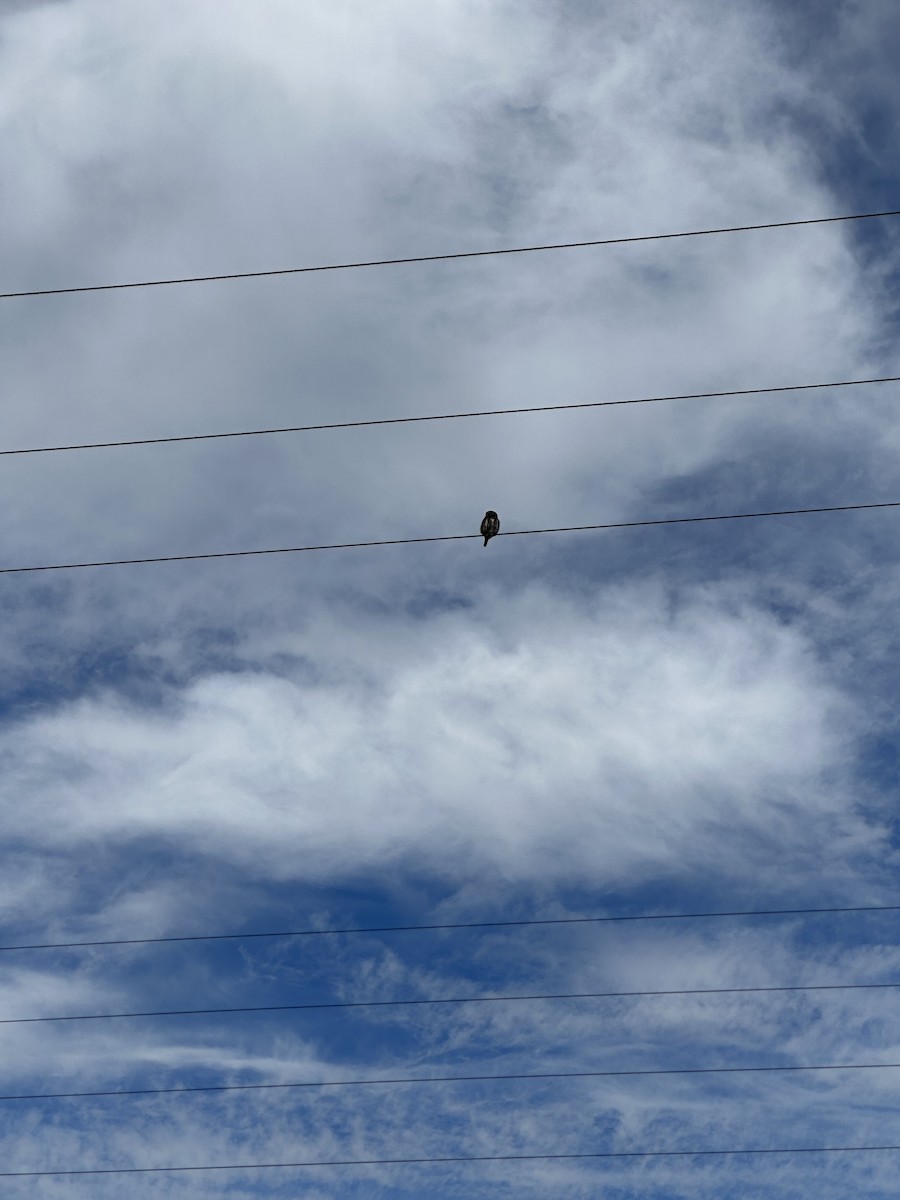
[{"left": 1, "top": 0, "right": 899, "bottom": 1196}]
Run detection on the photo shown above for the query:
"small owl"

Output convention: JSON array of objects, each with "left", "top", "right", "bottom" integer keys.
[{"left": 480, "top": 510, "right": 500, "bottom": 547}]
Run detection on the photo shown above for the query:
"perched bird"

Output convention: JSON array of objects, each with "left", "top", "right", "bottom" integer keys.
[{"left": 480, "top": 510, "right": 500, "bottom": 547}]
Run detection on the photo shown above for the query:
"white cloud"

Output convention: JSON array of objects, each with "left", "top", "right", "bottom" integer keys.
[
  {"left": 0, "top": 0, "right": 895, "bottom": 587},
  {"left": 0, "top": 582, "right": 876, "bottom": 896},
  {"left": 1, "top": 1, "right": 899, "bottom": 1195}
]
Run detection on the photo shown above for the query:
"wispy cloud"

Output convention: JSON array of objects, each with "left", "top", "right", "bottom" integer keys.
[{"left": 1, "top": 0, "right": 899, "bottom": 1195}]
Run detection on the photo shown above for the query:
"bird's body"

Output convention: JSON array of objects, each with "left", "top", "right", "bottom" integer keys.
[{"left": 480, "top": 510, "right": 500, "bottom": 547}]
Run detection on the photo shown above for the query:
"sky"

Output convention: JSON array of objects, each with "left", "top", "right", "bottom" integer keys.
[{"left": 0, "top": 0, "right": 899, "bottom": 1195}]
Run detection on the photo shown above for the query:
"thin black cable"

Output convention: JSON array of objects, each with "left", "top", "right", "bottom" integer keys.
[
  {"left": 3, "top": 1059, "right": 898, "bottom": 1105},
  {"left": 3, "top": 902, "right": 897, "bottom": 955},
  {"left": 3, "top": 208, "right": 898, "bottom": 300},
  {"left": 4, "top": 981, "right": 898, "bottom": 1026},
  {"left": 2, "top": 374, "right": 898, "bottom": 459},
  {"left": 1, "top": 500, "right": 899, "bottom": 576},
  {"left": 5, "top": 1143, "right": 900, "bottom": 1177}
]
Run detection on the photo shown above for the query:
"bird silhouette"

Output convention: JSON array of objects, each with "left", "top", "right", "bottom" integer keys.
[{"left": 480, "top": 510, "right": 500, "bottom": 547}]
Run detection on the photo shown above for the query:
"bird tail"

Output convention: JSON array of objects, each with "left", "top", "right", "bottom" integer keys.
[{"left": 483, "top": 536, "right": 489, "bottom": 547}]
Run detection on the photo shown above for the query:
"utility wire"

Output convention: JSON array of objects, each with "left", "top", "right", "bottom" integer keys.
[
  {"left": 2, "top": 374, "right": 898, "bottom": 459},
  {"left": 1, "top": 500, "right": 898, "bottom": 577},
  {"left": 3, "top": 1059, "right": 898, "bottom": 1105},
  {"left": 4, "top": 981, "right": 899, "bottom": 1026},
  {"left": 2, "top": 901, "right": 896, "bottom": 955},
  {"left": 5, "top": 1143, "right": 900, "bottom": 1178},
  {"left": 2, "top": 208, "right": 898, "bottom": 301}
]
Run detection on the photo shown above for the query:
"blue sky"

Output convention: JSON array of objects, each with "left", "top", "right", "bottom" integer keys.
[{"left": 1, "top": 0, "right": 899, "bottom": 1195}]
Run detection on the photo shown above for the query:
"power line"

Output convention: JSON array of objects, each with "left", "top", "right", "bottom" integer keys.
[
  {"left": 4, "top": 1058, "right": 898, "bottom": 1105},
  {"left": 3, "top": 208, "right": 898, "bottom": 301},
  {"left": 3, "top": 374, "right": 898, "bottom": 459},
  {"left": 3, "top": 901, "right": 896, "bottom": 955},
  {"left": 5, "top": 1142, "right": 900, "bottom": 1178},
  {"left": 1, "top": 499, "right": 898, "bottom": 576},
  {"left": 4, "top": 981, "right": 899, "bottom": 1026}
]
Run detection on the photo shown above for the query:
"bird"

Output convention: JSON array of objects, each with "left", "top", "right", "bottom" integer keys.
[{"left": 480, "top": 510, "right": 500, "bottom": 547}]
